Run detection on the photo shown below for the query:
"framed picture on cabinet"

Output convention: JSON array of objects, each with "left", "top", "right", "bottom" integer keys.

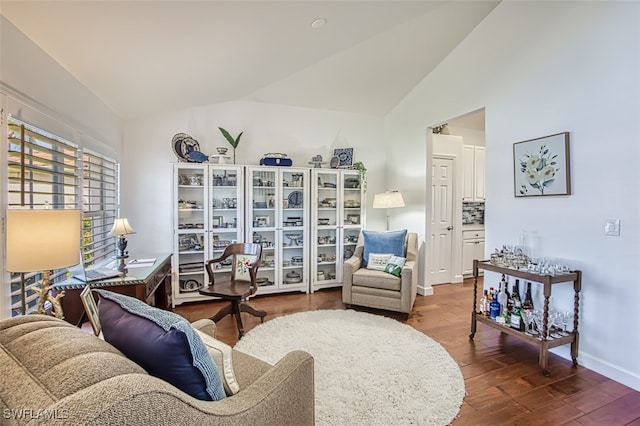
[
  {"left": 513, "top": 132, "right": 571, "bottom": 197},
  {"left": 333, "top": 148, "right": 354, "bottom": 167}
]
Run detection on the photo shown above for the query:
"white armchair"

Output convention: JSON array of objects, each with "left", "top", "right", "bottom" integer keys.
[{"left": 342, "top": 231, "right": 419, "bottom": 315}]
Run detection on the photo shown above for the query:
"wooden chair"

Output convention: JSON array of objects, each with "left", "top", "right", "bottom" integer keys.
[{"left": 199, "top": 243, "right": 266, "bottom": 339}]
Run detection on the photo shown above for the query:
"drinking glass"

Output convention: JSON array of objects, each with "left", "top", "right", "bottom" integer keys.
[
  {"left": 562, "top": 311, "right": 574, "bottom": 335},
  {"left": 522, "top": 310, "right": 534, "bottom": 336},
  {"left": 533, "top": 310, "right": 547, "bottom": 341}
]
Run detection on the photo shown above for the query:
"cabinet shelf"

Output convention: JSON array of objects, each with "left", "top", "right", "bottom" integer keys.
[{"left": 469, "top": 260, "right": 581, "bottom": 376}]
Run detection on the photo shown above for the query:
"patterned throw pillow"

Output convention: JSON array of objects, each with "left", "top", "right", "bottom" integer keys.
[
  {"left": 95, "top": 290, "right": 226, "bottom": 401},
  {"left": 367, "top": 253, "right": 394, "bottom": 271},
  {"left": 384, "top": 255, "right": 406, "bottom": 277}
]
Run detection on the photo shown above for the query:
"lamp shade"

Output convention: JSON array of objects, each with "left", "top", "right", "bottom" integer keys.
[
  {"left": 6, "top": 210, "right": 81, "bottom": 272},
  {"left": 372, "top": 191, "right": 405, "bottom": 209},
  {"left": 108, "top": 218, "right": 135, "bottom": 236}
]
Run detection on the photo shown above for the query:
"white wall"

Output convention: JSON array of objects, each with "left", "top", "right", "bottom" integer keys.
[
  {"left": 386, "top": 1, "right": 640, "bottom": 390},
  {"left": 122, "top": 101, "right": 387, "bottom": 258},
  {"left": 0, "top": 17, "right": 122, "bottom": 156}
]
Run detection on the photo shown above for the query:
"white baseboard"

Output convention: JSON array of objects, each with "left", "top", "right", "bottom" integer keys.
[
  {"left": 551, "top": 346, "right": 640, "bottom": 392},
  {"left": 417, "top": 284, "right": 433, "bottom": 296}
]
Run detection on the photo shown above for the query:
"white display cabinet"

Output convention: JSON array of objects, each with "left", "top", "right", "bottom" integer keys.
[
  {"left": 246, "top": 166, "right": 309, "bottom": 294},
  {"left": 172, "top": 164, "right": 244, "bottom": 306},
  {"left": 310, "top": 169, "right": 365, "bottom": 292}
]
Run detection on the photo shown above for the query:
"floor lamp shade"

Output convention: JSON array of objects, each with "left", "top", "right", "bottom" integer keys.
[
  {"left": 372, "top": 191, "right": 405, "bottom": 209},
  {"left": 6, "top": 210, "right": 81, "bottom": 273},
  {"left": 372, "top": 191, "right": 405, "bottom": 230}
]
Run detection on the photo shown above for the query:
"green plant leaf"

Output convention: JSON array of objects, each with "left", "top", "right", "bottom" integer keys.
[{"left": 218, "top": 127, "right": 242, "bottom": 149}]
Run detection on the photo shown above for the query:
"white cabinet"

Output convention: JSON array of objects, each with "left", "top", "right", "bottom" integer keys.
[
  {"left": 246, "top": 166, "right": 309, "bottom": 294},
  {"left": 463, "top": 145, "right": 485, "bottom": 201},
  {"left": 172, "top": 164, "right": 245, "bottom": 306},
  {"left": 310, "top": 169, "right": 364, "bottom": 292},
  {"left": 462, "top": 229, "right": 485, "bottom": 276}
]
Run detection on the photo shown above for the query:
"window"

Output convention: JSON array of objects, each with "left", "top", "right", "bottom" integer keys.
[
  {"left": 6, "top": 116, "right": 119, "bottom": 316},
  {"left": 82, "top": 150, "right": 118, "bottom": 266}
]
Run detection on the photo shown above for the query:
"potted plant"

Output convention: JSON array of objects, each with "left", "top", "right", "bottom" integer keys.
[
  {"left": 352, "top": 161, "right": 367, "bottom": 190},
  {"left": 218, "top": 127, "right": 243, "bottom": 164}
]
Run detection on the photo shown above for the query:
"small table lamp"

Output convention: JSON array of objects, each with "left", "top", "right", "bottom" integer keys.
[
  {"left": 372, "top": 191, "right": 405, "bottom": 230},
  {"left": 108, "top": 218, "right": 135, "bottom": 271},
  {"left": 6, "top": 210, "right": 81, "bottom": 317}
]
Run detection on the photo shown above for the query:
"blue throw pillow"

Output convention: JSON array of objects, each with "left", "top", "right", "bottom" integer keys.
[
  {"left": 362, "top": 229, "right": 407, "bottom": 267},
  {"left": 95, "top": 290, "right": 225, "bottom": 401}
]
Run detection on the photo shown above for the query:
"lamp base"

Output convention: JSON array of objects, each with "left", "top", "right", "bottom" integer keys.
[{"left": 36, "top": 270, "right": 65, "bottom": 319}]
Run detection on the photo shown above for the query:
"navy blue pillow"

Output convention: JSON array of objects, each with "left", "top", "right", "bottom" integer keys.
[
  {"left": 96, "top": 290, "right": 225, "bottom": 401},
  {"left": 362, "top": 229, "right": 407, "bottom": 267}
]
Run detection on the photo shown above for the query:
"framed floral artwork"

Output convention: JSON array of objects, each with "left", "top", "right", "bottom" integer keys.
[{"left": 513, "top": 132, "right": 571, "bottom": 197}]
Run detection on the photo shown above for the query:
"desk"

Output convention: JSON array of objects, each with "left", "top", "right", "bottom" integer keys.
[{"left": 53, "top": 253, "right": 172, "bottom": 326}]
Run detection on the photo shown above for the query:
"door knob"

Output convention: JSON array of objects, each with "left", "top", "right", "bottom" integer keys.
[{"left": 446, "top": 226, "right": 453, "bottom": 231}]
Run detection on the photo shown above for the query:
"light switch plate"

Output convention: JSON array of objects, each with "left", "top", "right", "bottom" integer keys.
[{"left": 604, "top": 219, "right": 620, "bottom": 236}]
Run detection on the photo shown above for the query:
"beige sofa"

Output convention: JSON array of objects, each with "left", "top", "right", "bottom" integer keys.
[
  {"left": 343, "top": 232, "right": 418, "bottom": 315},
  {"left": 0, "top": 315, "right": 314, "bottom": 425}
]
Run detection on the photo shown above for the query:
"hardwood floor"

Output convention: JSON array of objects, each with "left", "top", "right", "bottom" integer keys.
[{"left": 174, "top": 279, "right": 640, "bottom": 425}]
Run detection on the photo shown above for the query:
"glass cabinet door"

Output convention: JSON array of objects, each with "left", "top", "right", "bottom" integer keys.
[
  {"left": 280, "top": 169, "right": 308, "bottom": 291},
  {"left": 208, "top": 165, "right": 244, "bottom": 281},
  {"left": 174, "top": 165, "right": 208, "bottom": 298},
  {"left": 312, "top": 170, "right": 340, "bottom": 289},
  {"left": 246, "top": 168, "right": 279, "bottom": 290},
  {"left": 341, "top": 170, "right": 364, "bottom": 273}
]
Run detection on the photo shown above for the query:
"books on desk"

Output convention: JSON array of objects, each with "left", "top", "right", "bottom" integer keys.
[{"left": 127, "top": 258, "right": 156, "bottom": 268}]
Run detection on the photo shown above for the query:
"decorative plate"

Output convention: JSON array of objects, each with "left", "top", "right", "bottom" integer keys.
[
  {"left": 288, "top": 190, "right": 303, "bottom": 208},
  {"left": 172, "top": 133, "right": 201, "bottom": 162}
]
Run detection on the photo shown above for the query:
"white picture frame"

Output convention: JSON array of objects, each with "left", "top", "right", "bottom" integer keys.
[{"left": 80, "top": 285, "right": 101, "bottom": 336}]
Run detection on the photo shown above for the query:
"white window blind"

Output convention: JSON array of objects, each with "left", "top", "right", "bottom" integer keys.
[
  {"left": 82, "top": 149, "right": 118, "bottom": 266},
  {"left": 6, "top": 116, "right": 119, "bottom": 316}
]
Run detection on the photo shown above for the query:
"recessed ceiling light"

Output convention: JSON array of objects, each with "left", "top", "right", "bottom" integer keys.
[{"left": 311, "top": 18, "right": 327, "bottom": 29}]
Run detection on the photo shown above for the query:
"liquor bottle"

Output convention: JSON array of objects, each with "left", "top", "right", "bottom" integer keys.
[
  {"left": 522, "top": 282, "right": 534, "bottom": 311},
  {"left": 497, "top": 275, "right": 508, "bottom": 316},
  {"left": 510, "top": 296, "right": 524, "bottom": 331},
  {"left": 479, "top": 290, "right": 488, "bottom": 316},
  {"left": 489, "top": 288, "right": 501, "bottom": 320},
  {"left": 513, "top": 279, "right": 522, "bottom": 303}
]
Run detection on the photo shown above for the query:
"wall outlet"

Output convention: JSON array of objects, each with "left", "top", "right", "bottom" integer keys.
[{"left": 604, "top": 219, "right": 620, "bottom": 236}]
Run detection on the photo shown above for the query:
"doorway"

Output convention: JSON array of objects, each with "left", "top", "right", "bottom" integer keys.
[{"left": 426, "top": 108, "right": 486, "bottom": 287}]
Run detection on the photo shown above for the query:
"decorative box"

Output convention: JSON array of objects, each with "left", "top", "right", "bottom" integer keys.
[{"left": 260, "top": 157, "right": 293, "bottom": 167}]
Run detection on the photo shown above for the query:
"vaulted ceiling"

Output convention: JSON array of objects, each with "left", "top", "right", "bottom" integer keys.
[{"left": 1, "top": 1, "right": 498, "bottom": 120}]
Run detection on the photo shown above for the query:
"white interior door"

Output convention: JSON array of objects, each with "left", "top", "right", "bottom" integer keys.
[{"left": 429, "top": 156, "right": 454, "bottom": 284}]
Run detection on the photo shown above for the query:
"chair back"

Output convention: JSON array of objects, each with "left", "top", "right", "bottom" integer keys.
[{"left": 205, "top": 243, "right": 262, "bottom": 292}]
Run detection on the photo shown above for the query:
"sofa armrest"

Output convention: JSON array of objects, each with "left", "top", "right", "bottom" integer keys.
[
  {"left": 37, "top": 351, "right": 314, "bottom": 426},
  {"left": 342, "top": 255, "right": 361, "bottom": 304},
  {"left": 399, "top": 259, "right": 418, "bottom": 313},
  {"left": 191, "top": 318, "right": 217, "bottom": 338}
]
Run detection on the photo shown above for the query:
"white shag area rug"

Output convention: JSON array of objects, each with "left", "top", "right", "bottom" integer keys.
[{"left": 234, "top": 309, "right": 465, "bottom": 426}]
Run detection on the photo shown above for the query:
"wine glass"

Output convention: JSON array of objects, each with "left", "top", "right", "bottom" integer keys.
[
  {"left": 521, "top": 310, "right": 534, "bottom": 336},
  {"left": 533, "top": 310, "right": 547, "bottom": 341},
  {"left": 562, "top": 311, "right": 574, "bottom": 335},
  {"left": 550, "top": 311, "right": 564, "bottom": 338}
]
